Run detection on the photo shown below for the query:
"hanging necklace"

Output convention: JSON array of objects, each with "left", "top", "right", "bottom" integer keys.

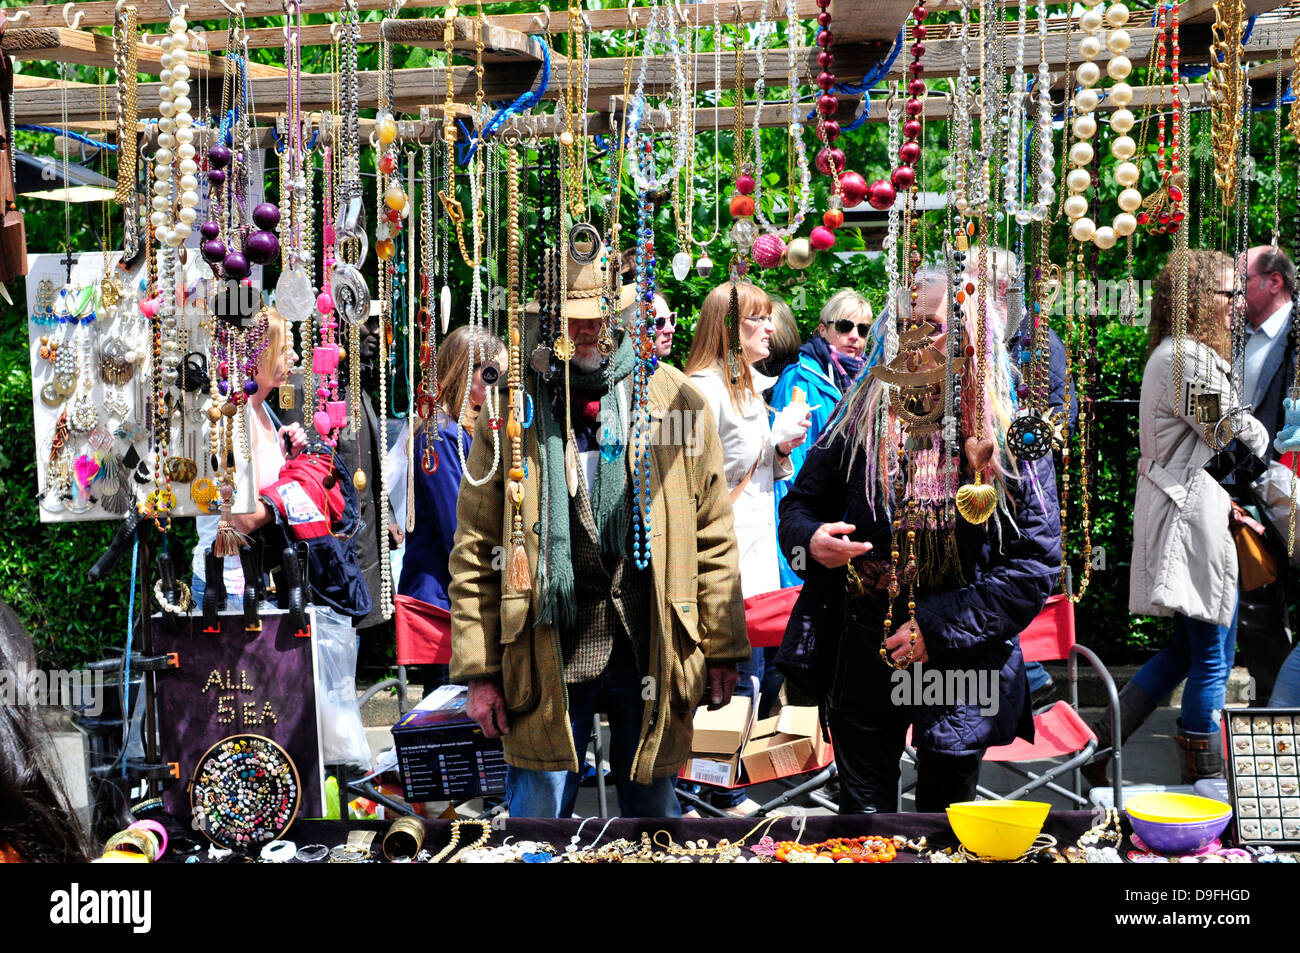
[
  {"left": 749, "top": 0, "right": 813, "bottom": 266},
  {"left": 1208, "top": 0, "right": 1246, "bottom": 209},
  {"left": 627, "top": 0, "right": 691, "bottom": 197},
  {"left": 504, "top": 143, "right": 530, "bottom": 593},
  {"left": 1138, "top": 0, "right": 1185, "bottom": 234},
  {"left": 332, "top": 1, "right": 370, "bottom": 330},
  {"left": 114, "top": 5, "right": 140, "bottom": 260}
]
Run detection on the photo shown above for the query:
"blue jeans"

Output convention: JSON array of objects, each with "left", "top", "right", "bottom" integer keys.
[
  {"left": 1132, "top": 609, "right": 1239, "bottom": 734},
  {"left": 505, "top": 642, "right": 681, "bottom": 819},
  {"left": 1025, "top": 660, "right": 1054, "bottom": 694},
  {"left": 1269, "top": 645, "right": 1300, "bottom": 707}
]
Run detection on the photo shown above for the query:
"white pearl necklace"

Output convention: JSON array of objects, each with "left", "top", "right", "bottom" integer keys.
[
  {"left": 151, "top": 14, "right": 199, "bottom": 249},
  {"left": 1065, "top": 0, "right": 1139, "bottom": 248}
]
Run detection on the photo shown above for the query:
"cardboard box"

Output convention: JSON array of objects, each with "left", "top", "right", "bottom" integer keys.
[
  {"left": 690, "top": 695, "right": 752, "bottom": 755},
  {"left": 741, "top": 706, "right": 830, "bottom": 784},
  {"left": 391, "top": 685, "right": 508, "bottom": 802},
  {"left": 680, "top": 751, "right": 743, "bottom": 787}
]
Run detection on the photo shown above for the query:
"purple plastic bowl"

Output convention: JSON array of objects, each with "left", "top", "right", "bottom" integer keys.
[{"left": 1128, "top": 810, "right": 1232, "bottom": 854}]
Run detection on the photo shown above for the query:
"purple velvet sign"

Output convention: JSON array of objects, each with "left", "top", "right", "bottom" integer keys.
[{"left": 153, "top": 611, "right": 326, "bottom": 825}]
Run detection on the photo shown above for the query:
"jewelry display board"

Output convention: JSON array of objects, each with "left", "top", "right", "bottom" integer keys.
[
  {"left": 25, "top": 251, "right": 256, "bottom": 522},
  {"left": 1223, "top": 708, "right": 1300, "bottom": 846},
  {"left": 153, "top": 609, "right": 327, "bottom": 830}
]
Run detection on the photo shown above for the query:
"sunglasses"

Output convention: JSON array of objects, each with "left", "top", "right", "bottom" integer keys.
[
  {"left": 828, "top": 318, "right": 872, "bottom": 337},
  {"left": 654, "top": 312, "right": 677, "bottom": 329}
]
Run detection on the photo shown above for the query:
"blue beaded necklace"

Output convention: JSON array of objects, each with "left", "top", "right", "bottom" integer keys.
[{"left": 630, "top": 147, "right": 658, "bottom": 570}]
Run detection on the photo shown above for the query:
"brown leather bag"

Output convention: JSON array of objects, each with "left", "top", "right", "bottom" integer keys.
[{"left": 1230, "top": 502, "right": 1278, "bottom": 592}]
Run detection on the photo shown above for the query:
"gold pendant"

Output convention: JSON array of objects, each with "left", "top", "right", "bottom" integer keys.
[
  {"left": 278, "top": 383, "right": 296, "bottom": 410},
  {"left": 100, "top": 276, "right": 122, "bottom": 308},
  {"left": 353, "top": 469, "right": 369, "bottom": 492},
  {"left": 955, "top": 478, "right": 998, "bottom": 525},
  {"left": 553, "top": 335, "right": 575, "bottom": 362}
]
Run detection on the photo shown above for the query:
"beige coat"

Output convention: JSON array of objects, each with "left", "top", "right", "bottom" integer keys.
[
  {"left": 448, "top": 363, "right": 750, "bottom": 781},
  {"left": 1130, "top": 338, "right": 1269, "bottom": 626}
]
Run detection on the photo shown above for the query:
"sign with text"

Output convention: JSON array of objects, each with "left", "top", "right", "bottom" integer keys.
[{"left": 153, "top": 610, "right": 326, "bottom": 823}]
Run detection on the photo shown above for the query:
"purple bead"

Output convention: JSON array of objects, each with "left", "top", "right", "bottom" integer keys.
[
  {"left": 218, "top": 380, "right": 230, "bottom": 396},
  {"left": 208, "top": 144, "right": 233, "bottom": 169},
  {"left": 1016, "top": 383, "right": 1030, "bottom": 398},
  {"left": 252, "top": 202, "right": 281, "bottom": 231},
  {"left": 244, "top": 229, "right": 279, "bottom": 265},
  {"left": 207, "top": 169, "right": 226, "bottom": 187},
  {"left": 1021, "top": 334, "right": 1033, "bottom": 347},
  {"left": 243, "top": 379, "right": 258, "bottom": 396},
  {"left": 200, "top": 221, "right": 221, "bottom": 241},
  {"left": 222, "top": 250, "right": 250, "bottom": 279},
  {"left": 201, "top": 238, "right": 227, "bottom": 263}
]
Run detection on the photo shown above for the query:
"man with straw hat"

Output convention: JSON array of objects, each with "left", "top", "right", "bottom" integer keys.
[{"left": 449, "top": 245, "right": 749, "bottom": 818}]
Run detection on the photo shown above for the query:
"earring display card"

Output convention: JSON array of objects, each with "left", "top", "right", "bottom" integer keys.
[
  {"left": 1223, "top": 708, "right": 1300, "bottom": 847},
  {"left": 25, "top": 251, "right": 255, "bottom": 523}
]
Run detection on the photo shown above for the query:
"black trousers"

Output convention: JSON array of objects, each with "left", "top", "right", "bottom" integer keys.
[
  {"left": 1237, "top": 572, "right": 1294, "bottom": 707},
  {"left": 828, "top": 706, "right": 983, "bottom": 814}
]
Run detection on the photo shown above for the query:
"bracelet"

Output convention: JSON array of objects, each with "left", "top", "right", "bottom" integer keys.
[
  {"left": 153, "top": 579, "right": 194, "bottom": 615},
  {"left": 296, "top": 844, "right": 329, "bottom": 863},
  {"left": 260, "top": 839, "right": 298, "bottom": 863},
  {"left": 103, "top": 828, "right": 158, "bottom": 862},
  {"left": 129, "top": 820, "right": 169, "bottom": 859}
]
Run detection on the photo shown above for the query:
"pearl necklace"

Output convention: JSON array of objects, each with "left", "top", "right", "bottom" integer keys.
[
  {"left": 627, "top": 0, "right": 690, "bottom": 194},
  {"left": 1064, "top": 0, "right": 1139, "bottom": 248},
  {"left": 152, "top": 13, "right": 198, "bottom": 251}
]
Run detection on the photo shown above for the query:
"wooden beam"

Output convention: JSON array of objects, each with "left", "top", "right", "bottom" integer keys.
[
  {"left": 155, "top": 0, "right": 823, "bottom": 50},
  {"left": 2, "top": 0, "right": 446, "bottom": 29},
  {"left": 13, "top": 41, "right": 892, "bottom": 122},
  {"left": 1180, "top": 0, "right": 1287, "bottom": 24},
  {"left": 832, "top": 0, "right": 917, "bottom": 43},
  {"left": 2, "top": 26, "right": 286, "bottom": 77},
  {"left": 380, "top": 16, "right": 549, "bottom": 63}
]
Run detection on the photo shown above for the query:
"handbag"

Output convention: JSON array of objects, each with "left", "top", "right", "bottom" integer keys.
[
  {"left": 1230, "top": 502, "right": 1278, "bottom": 592},
  {"left": 744, "top": 585, "right": 803, "bottom": 648}
]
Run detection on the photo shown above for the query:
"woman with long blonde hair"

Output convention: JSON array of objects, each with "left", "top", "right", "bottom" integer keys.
[{"left": 776, "top": 264, "right": 1060, "bottom": 813}]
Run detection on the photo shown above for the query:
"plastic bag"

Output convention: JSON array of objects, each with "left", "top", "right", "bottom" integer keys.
[{"left": 311, "top": 605, "right": 371, "bottom": 769}]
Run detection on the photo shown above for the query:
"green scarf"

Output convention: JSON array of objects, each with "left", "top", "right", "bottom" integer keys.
[{"left": 536, "top": 333, "right": 637, "bottom": 630}]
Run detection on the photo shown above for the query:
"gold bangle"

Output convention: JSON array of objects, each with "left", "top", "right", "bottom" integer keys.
[{"left": 103, "top": 828, "right": 158, "bottom": 862}]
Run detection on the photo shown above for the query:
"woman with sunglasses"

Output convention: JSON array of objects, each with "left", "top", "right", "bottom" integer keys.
[
  {"left": 1087, "top": 249, "right": 1270, "bottom": 785},
  {"left": 682, "top": 280, "right": 810, "bottom": 814},
  {"left": 771, "top": 289, "right": 874, "bottom": 589}
]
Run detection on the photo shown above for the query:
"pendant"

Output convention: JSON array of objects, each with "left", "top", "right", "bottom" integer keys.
[
  {"left": 421, "top": 446, "right": 440, "bottom": 475},
  {"left": 353, "top": 469, "right": 369, "bottom": 492},
  {"left": 564, "top": 439, "right": 580, "bottom": 497},
  {"left": 529, "top": 346, "right": 553, "bottom": 376},
  {"left": 278, "top": 383, "right": 296, "bottom": 410},
  {"left": 480, "top": 362, "right": 500, "bottom": 386},
  {"left": 100, "top": 275, "right": 122, "bottom": 309},
  {"left": 40, "top": 382, "right": 63, "bottom": 408},
  {"left": 597, "top": 325, "right": 616, "bottom": 356},
  {"left": 671, "top": 251, "right": 691, "bottom": 282},
  {"left": 275, "top": 268, "right": 316, "bottom": 324},
  {"left": 695, "top": 254, "right": 714, "bottom": 279},
  {"left": 568, "top": 223, "right": 601, "bottom": 265},
  {"left": 1006, "top": 413, "right": 1052, "bottom": 462},
  {"left": 955, "top": 478, "right": 998, "bottom": 525},
  {"left": 53, "top": 372, "right": 78, "bottom": 397},
  {"left": 331, "top": 262, "right": 371, "bottom": 326},
  {"left": 599, "top": 430, "right": 625, "bottom": 463},
  {"left": 553, "top": 336, "right": 576, "bottom": 362},
  {"left": 440, "top": 285, "right": 452, "bottom": 335}
]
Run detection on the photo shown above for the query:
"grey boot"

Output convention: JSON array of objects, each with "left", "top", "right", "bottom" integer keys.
[
  {"left": 1174, "top": 720, "right": 1225, "bottom": 783},
  {"left": 1082, "top": 681, "right": 1157, "bottom": 787}
]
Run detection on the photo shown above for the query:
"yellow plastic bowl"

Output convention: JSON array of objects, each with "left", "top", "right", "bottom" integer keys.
[
  {"left": 946, "top": 800, "right": 1051, "bottom": 860},
  {"left": 1124, "top": 792, "right": 1232, "bottom": 824}
]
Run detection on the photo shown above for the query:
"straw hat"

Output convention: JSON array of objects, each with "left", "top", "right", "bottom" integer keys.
[{"left": 526, "top": 242, "right": 636, "bottom": 320}]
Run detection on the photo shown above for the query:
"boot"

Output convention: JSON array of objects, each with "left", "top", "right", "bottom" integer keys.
[
  {"left": 1174, "top": 720, "right": 1225, "bottom": 783},
  {"left": 1082, "top": 681, "right": 1158, "bottom": 788}
]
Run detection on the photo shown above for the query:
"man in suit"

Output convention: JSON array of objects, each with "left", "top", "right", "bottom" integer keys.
[{"left": 1238, "top": 246, "right": 1299, "bottom": 705}]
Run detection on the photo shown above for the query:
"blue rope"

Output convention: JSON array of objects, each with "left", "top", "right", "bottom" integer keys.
[
  {"left": 121, "top": 533, "right": 139, "bottom": 781},
  {"left": 17, "top": 125, "right": 117, "bottom": 151},
  {"left": 462, "top": 34, "right": 552, "bottom": 165},
  {"left": 802, "top": 28, "right": 904, "bottom": 132}
]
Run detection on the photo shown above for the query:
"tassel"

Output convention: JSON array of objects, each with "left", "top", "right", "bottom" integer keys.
[
  {"left": 599, "top": 500, "right": 627, "bottom": 559},
  {"left": 213, "top": 520, "right": 245, "bottom": 558},
  {"left": 565, "top": 439, "right": 580, "bottom": 498},
  {"left": 99, "top": 473, "right": 129, "bottom": 515},
  {"left": 96, "top": 450, "right": 122, "bottom": 485},
  {"left": 507, "top": 535, "right": 531, "bottom": 594}
]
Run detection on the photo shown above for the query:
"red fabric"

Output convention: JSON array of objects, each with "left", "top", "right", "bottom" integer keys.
[
  {"left": 1281, "top": 451, "right": 1297, "bottom": 470},
  {"left": 262, "top": 454, "right": 345, "bottom": 541},
  {"left": 745, "top": 585, "right": 802, "bottom": 648},
  {"left": 394, "top": 594, "right": 453, "bottom": 665},
  {"left": 1017, "top": 593, "right": 1075, "bottom": 664},
  {"left": 984, "top": 702, "right": 1097, "bottom": 762}
]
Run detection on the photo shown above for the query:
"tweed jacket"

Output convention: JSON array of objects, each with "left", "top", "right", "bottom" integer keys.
[{"left": 448, "top": 363, "right": 750, "bottom": 781}]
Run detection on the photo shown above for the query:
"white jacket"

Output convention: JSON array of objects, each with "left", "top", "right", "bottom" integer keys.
[
  {"left": 688, "top": 367, "right": 793, "bottom": 599},
  {"left": 1130, "top": 337, "right": 1269, "bottom": 626}
]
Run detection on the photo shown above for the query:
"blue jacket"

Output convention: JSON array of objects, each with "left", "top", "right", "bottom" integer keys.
[
  {"left": 770, "top": 341, "right": 854, "bottom": 588},
  {"left": 776, "top": 428, "right": 1061, "bottom": 756},
  {"left": 398, "top": 414, "right": 472, "bottom": 610}
]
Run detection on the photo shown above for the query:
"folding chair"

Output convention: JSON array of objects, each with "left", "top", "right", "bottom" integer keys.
[{"left": 901, "top": 593, "right": 1124, "bottom": 811}]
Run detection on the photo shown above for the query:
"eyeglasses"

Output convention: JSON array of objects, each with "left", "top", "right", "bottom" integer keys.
[
  {"left": 828, "top": 318, "right": 872, "bottom": 337},
  {"left": 654, "top": 311, "right": 677, "bottom": 329},
  {"left": 1213, "top": 290, "right": 1238, "bottom": 299},
  {"left": 742, "top": 313, "right": 774, "bottom": 325}
]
